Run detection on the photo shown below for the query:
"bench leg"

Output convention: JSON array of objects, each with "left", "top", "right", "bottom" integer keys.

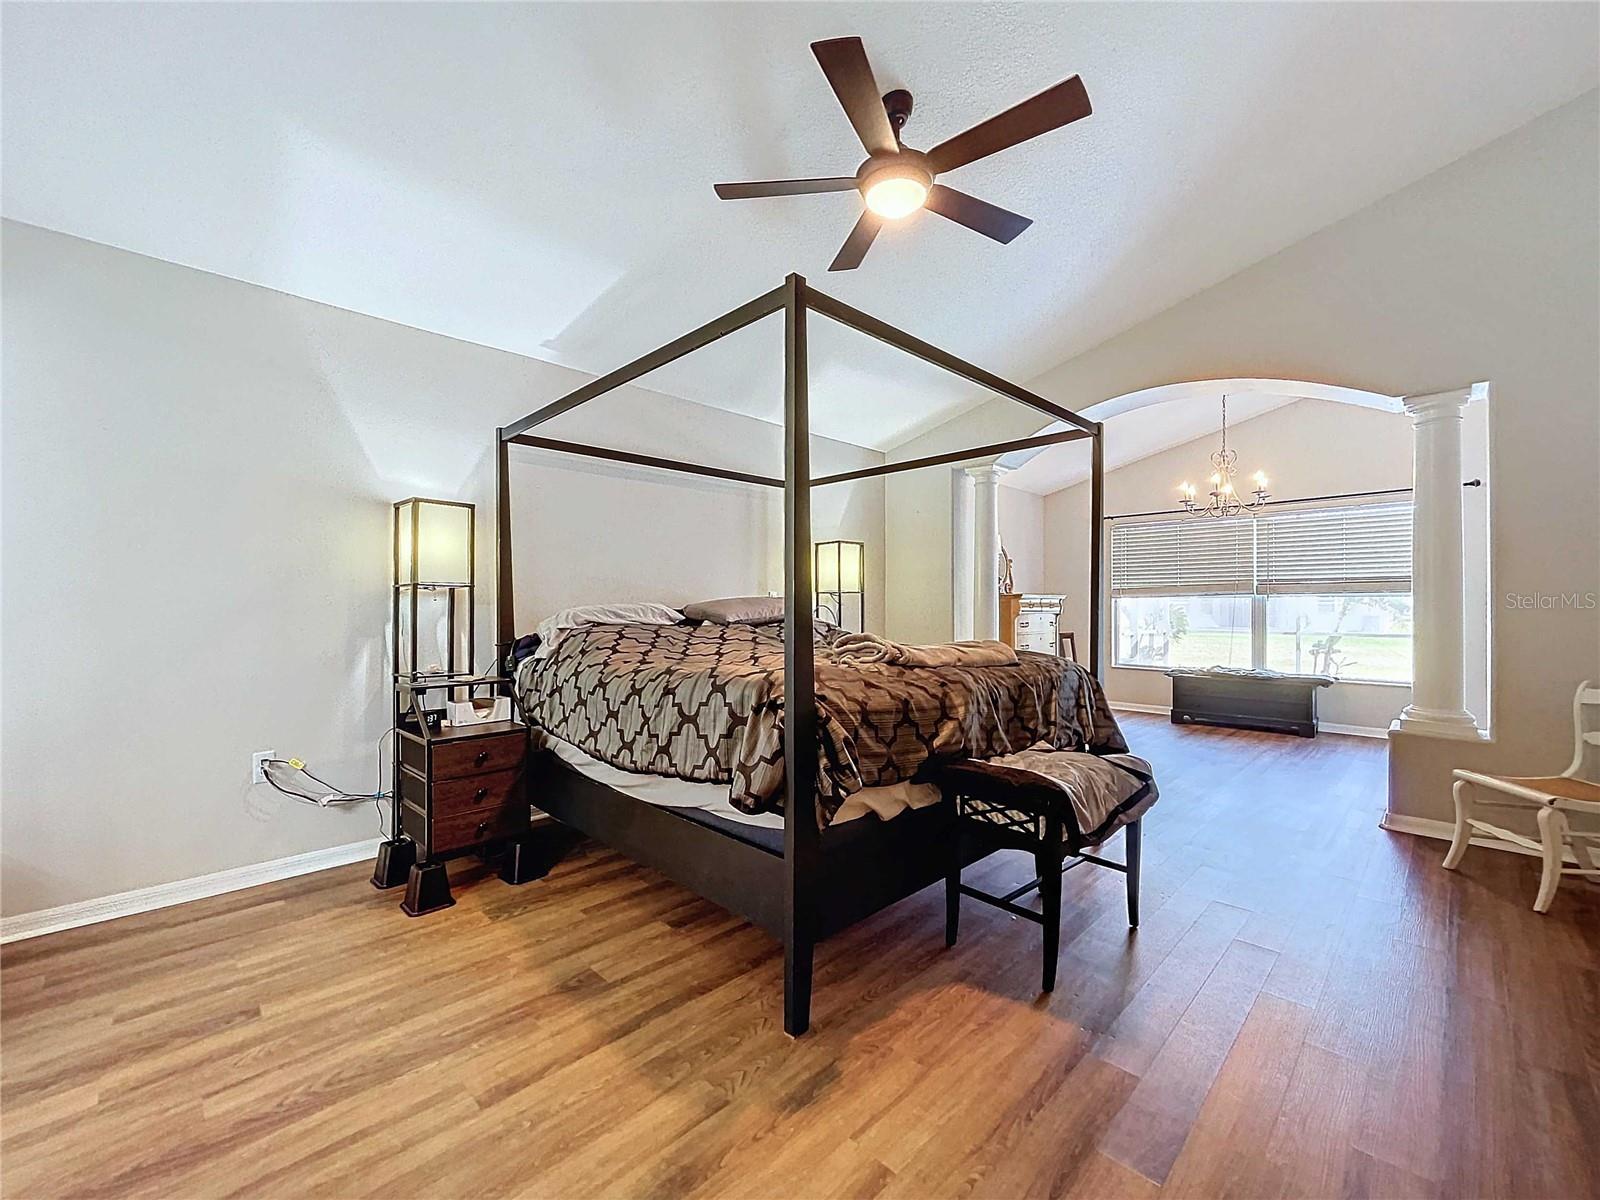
[
  {"left": 1038, "top": 817, "right": 1063, "bottom": 992},
  {"left": 1125, "top": 819, "right": 1142, "bottom": 928},
  {"left": 945, "top": 821, "right": 962, "bottom": 948}
]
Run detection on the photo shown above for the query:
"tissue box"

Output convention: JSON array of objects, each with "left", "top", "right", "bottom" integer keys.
[{"left": 445, "top": 695, "right": 511, "bottom": 726}]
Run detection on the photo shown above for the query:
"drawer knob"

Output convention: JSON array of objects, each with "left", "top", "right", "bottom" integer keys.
[
  {"left": 476, "top": 821, "right": 488, "bottom": 837},
  {"left": 474, "top": 751, "right": 489, "bottom": 766},
  {"left": 475, "top": 787, "right": 488, "bottom": 801}
]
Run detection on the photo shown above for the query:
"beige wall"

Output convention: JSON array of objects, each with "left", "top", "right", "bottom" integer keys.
[
  {"left": 1043, "top": 398, "right": 1414, "bottom": 731},
  {"left": 505, "top": 413, "right": 886, "bottom": 634},
  {"left": 886, "top": 93, "right": 1599, "bottom": 822},
  {"left": 0, "top": 222, "right": 884, "bottom": 918},
  {"left": 997, "top": 484, "right": 1046, "bottom": 596}
]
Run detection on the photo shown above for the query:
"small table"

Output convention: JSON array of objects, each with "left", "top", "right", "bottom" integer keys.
[{"left": 371, "top": 675, "right": 547, "bottom": 915}]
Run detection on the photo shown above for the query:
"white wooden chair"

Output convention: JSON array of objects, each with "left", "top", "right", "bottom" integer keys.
[{"left": 1445, "top": 681, "right": 1600, "bottom": 912}]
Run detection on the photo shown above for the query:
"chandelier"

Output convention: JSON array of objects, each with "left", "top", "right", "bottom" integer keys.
[{"left": 1178, "top": 394, "right": 1271, "bottom": 517}]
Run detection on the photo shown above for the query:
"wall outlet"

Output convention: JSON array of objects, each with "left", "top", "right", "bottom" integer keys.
[{"left": 251, "top": 750, "right": 275, "bottom": 785}]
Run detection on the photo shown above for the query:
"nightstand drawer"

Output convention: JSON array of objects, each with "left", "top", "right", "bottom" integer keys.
[
  {"left": 432, "top": 768, "right": 521, "bottom": 818},
  {"left": 429, "top": 803, "right": 527, "bottom": 855},
  {"left": 431, "top": 731, "right": 526, "bottom": 780}
]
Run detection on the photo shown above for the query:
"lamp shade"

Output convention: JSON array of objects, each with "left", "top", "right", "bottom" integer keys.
[
  {"left": 395, "top": 498, "right": 473, "bottom": 586},
  {"left": 814, "top": 540, "right": 863, "bottom": 594}
]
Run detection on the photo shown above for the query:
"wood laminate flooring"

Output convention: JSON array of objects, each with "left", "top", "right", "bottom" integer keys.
[{"left": 3, "top": 715, "right": 1597, "bottom": 1198}]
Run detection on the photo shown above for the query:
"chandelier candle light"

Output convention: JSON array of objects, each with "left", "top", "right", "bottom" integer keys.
[{"left": 1178, "top": 395, "right": 1272, "bottom": 518}]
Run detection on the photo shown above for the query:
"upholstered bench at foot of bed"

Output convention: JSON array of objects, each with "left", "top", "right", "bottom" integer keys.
[{"left": 934, "top": 750, "right": 1159, "bottom": 992}]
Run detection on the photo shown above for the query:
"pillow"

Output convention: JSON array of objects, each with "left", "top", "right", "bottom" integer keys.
[
  {"left": 682, "top": 596, "right": 785, "bottom": 625},
  {"left": 532, "top": 603, "right": 684, "bottom": 659}
]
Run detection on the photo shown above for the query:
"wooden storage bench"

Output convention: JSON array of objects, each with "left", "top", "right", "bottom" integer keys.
[{"left": 1167, "top": 668, "right": 1333, "bottom": 738}]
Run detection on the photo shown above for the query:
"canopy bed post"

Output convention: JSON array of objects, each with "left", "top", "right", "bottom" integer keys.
[
  {"left": 495, "top": 429, "right": 515, "bottom": 674},
  {"left": 782, "top": 273, "right": 821, "bottom": 1037},
  {"left": 1089, "top": 421, "right": 1105, "bottom": 679}
]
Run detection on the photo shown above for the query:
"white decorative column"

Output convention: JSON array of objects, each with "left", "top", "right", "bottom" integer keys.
[
  {"left": 966, "top": 464, "right": 1005, "bottom": 640},
  {"left": 951, "top": 469, "right": 975, "bottom": 641},
  {"left": 1393, "top": 387, "right": 1483, "bottom": 740}
]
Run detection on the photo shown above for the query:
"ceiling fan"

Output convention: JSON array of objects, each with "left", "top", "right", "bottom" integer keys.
[{"left": 714, "top": 37, "right": 1092, "bottom": 271}]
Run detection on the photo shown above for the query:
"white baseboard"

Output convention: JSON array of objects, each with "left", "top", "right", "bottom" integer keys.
[
  {"left": 1318, "top": 721, "right": 1390, "bottom": 739},
  {"left": 1379, "top": 812, "right": 1542, "bottom": 859},
  {"left": 0, "top": 837, "right": 382, "bottom": 945},
  {"left": 1111, "top": 702, "right": 1387, "bottom": 739}
]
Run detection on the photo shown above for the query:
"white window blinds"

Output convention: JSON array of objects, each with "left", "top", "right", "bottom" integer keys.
[
  {"left": 1109, "top": 498, "right": 1412, "bottom": 597},
  {"left": 1110, "top": 515, "right": 1255, "bottom": 596},
  {"left": 1256, "top": 500, "right": 1412, "bottom": 594}
]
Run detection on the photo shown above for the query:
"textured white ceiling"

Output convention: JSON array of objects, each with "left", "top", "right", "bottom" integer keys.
[{"left": 4, "top": 3, "right": 1596, "bottom": 449}]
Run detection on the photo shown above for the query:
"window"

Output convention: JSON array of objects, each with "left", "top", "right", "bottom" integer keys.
[
  {"left": 1264, "top": 593, "right": 1413, "bottom": 683},
  {"left": 1109, "top": 498, "right": 1412, "bottom": 684},
  {"left": 1115, "top": 595, "right": 1253, "bottom": 671}
]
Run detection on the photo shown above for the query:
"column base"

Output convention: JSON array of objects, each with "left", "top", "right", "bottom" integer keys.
[{"left": 1390, "top": 707, "right": 1487, "bottom": 741}]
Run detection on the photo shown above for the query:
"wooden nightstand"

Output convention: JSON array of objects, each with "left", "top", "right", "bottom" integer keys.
[{"left": 378, "top": 677, "right": 545, "bottom": 916}]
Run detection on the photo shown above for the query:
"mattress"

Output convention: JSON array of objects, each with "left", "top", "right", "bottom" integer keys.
[{"left": 535, "top": 730, "right": 942, "bottom": 829}]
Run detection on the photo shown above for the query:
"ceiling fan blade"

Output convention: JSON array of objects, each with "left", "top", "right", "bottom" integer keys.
[
  {"left": 811, "top": 37, "right": 897, "bottom": 156},
  {"left": 927, "top": 75, "right": 1091, "bottom": 175},
  {"left": 714, "top": 177, "right": 858, "bottom": 200},
  {"left": 925, "top": 185, "right": 1032, "bottom": 244},
  {"left": 829, "top": 210, "right": 882, "bottom": 271}
]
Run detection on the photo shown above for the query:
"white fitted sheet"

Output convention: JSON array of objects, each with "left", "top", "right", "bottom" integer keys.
[{"left": 535, "top": 732, "right": 941, "bottom": 829}]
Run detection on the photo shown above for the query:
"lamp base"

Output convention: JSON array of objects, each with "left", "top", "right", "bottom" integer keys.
[{"left": 370, "top": 838, "right": 416, "bottom": 890}]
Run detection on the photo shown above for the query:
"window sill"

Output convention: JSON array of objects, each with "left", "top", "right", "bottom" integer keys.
[{"left": 1109, "top": 662, "right": 1412, "bottom": 689}]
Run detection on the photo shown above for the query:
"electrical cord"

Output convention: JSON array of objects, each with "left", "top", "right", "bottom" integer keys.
[
  {"left": 261, "top": 760, "right": 389, "bottom": 806},
  {"left": 259, "top": 728, "right": 396, "bottom": 838},
  {"left": 259, "top": 771, "right": 328, "bottom": 805},
  {"left": 373, "top": 727, "right": 394, "bottom": 837}
]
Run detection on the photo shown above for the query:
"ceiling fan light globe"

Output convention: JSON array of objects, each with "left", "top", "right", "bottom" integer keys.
[{"left": 864, "top": 176, "right": 928, "bottom": 219}]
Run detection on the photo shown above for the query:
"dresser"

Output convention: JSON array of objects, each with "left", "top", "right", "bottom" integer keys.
[{"left": 999, "top": 594, "right": 1065, "bottom": 656}]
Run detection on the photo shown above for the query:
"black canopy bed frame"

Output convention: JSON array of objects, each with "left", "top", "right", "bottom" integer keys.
[{"left": 494, "top": 274, "right": 1105, "bottom": 1036}]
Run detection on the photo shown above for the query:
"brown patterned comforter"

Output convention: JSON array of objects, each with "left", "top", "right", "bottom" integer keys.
[{"left": 515, "top": 621, "right": 1130, "bottom": 826}]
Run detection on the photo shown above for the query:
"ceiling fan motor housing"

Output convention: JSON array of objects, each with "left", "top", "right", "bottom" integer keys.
[
  {"left": 855, "top": 149, "right": 933, "bottom": 199},
  {"left": 883, "top": 88, "right": 914, "bottom": 134},
  {"left": 855, "top": 89, "right": 925, "bottom": 203}
]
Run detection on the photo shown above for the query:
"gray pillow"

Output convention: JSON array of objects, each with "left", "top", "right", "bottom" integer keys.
[{"left": 683, "top": 596, "right": 785, "bottom": 625}]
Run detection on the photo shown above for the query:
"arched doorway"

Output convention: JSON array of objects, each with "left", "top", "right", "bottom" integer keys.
[{"left": 952, "top": 377, "right": 1488, "bottom": 739}]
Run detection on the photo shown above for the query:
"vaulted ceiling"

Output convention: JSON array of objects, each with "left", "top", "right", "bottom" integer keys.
[
  {"left": 1003, "top": 392, "right": 1302, "bottom": 495},
  {"left": 5, "top": 3, "right": 1595, "bottom": 449}
]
